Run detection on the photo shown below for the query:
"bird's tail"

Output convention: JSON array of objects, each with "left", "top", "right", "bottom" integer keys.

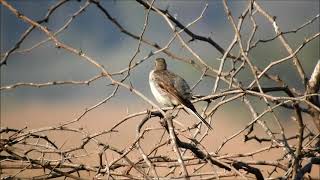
[{"left": 186, "top": 108, "right": 213, "bottom": 130}]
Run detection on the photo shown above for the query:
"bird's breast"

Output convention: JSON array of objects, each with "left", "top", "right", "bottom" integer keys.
[{"left": 149, "top": 71, "right": 174, "bottom": 106}]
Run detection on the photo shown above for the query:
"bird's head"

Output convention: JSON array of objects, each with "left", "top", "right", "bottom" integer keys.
[{"left": 155, "top": 58, "right": 167, "bottom": 70}]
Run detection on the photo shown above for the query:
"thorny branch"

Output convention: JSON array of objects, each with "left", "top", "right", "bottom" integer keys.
[{"left": 1, "top": 0, "right": 319, "bottom": 179}]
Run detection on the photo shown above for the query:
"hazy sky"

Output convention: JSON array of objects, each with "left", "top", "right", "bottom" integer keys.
[{"left": 1, "top": 0, "right": 319, "bottom": 108}]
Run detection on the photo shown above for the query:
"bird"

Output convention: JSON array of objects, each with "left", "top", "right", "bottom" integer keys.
[{"left": 149, "top": 58, "right": 213, "bottom": 130}]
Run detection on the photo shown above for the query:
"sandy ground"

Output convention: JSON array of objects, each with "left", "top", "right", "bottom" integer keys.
[{"left": 1, "top": 102, "right": 319, "bottom": 179}]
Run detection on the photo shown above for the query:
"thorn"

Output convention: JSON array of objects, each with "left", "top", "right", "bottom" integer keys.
[
  {"left": 188, "top": 37, "right": 195, "bottom": 43},
  {"left": 55, "top": 43, "right": 61, "bottom": 49},
  {"left": 17, "top": 11, "right": 23, "bottom": 18},
  {"left": 2, "top": 61, "right": 7, "bottom": 66},
  {"left": 129, "top": 81, "right": 133, "bottom": 92},
  {"left": 78, "top": 49, "right": 83, "bottom": 56},
  {"left": 148, "top": 51, "right": 154, "bottom": 57},
  {"left": 272, "top": 16, "right": 277, "bottom": 21}
]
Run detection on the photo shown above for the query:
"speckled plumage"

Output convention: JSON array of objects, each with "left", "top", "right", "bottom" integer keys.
[{"left": 149, "top": 58, "right": 212, "bottom": 130}]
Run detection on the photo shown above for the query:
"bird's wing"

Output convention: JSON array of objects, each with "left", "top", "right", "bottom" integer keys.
[
  {"left": 153, "top": 70, "right": 213, "bottom": 130},
  {"left": 153, "top": 70, "right": 195, "bottom": 109},
  {"left": 173, "top": 74, "right": 192, "bottom": 100},
  {"left": 154, "top": 72, "right": 190, "bottom": 106}
]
